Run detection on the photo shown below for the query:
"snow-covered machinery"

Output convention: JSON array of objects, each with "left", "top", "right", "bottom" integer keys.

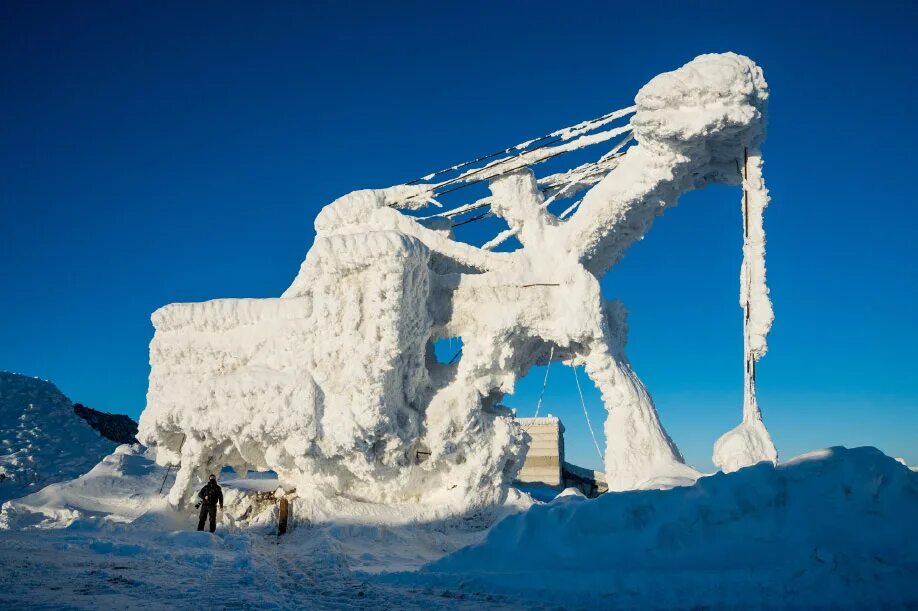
[{"left": 139, "top": 52, "right": 778, "bottom": 513}]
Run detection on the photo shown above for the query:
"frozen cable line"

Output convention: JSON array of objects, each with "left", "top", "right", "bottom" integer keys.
[
  {"left": 572, "top": 364, "right": 604, "bottom": 462},
  {"left": 434, "top": 124, "right": 632, "bottom": 197},
  {"left": 559, "top": 197, "right": 584, "bottom": 220},
  {"left": 426, "top": 145, "right": 631, "bottom": 224},
  {"left": 533, "top": 346, "right": 555, "bottom": 418},
  {"left": 395, "top": 120, "right": 634, "bottom": 208},
  {"left": 403, "top": 105, "right": 636, "bottom": 186},
  {"left": 481, "top": 227, "right": 518, "bottom": 251}
]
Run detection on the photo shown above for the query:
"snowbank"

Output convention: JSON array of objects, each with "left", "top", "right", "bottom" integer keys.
[
  {"left": 0, "top": 371, "right": 116, "bottom": 503},
  {"left": 403, "top": 447, "right": 918, "bottom": 608},
  {"left": 0, "top": 440, "right": 535, "bottom": 574},
  {"left": 3, "top": 446, "right": 914, "bottom": 607},
  {"left": 0, "top": 444, "right": 171, "bottom": 529},
  {"left": 1, "top": 444, "right": 298, "bottom": 535}
]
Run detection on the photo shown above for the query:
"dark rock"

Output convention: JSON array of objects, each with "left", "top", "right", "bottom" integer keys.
[{"left": 73, "top": 403, "right": 138, "bottom": 444}]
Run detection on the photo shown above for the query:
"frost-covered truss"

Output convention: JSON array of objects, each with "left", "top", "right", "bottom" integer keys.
[{"left": 139, "top": 53, "right": 777, "bottom": 513}]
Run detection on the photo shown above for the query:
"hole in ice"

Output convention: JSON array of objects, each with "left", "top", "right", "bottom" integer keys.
[
  {"left": 431, "top": 336, "right": 463, "bottom": 364},
  {"left": 452, "top": 213, "right": 521, "bottom": 253}
]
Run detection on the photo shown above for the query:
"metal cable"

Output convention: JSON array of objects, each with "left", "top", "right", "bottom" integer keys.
[
  {"left": 533, "top": 346, "right": 555, "bottom": 418},
  {"left": 404, "top": 106, "right": 634, "bottom": 186},
  {"left": 572, "top": 364, "right": 604, "bottom": 462}
]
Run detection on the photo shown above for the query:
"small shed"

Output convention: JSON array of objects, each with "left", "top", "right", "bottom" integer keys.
[
  {"left": 516, "top": 416, "right": 608, "bottom": 497},
  {"left": 516, "top": 417, "right": 565, "bottom": 487}
]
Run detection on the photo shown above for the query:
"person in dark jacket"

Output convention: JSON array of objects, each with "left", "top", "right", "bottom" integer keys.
[{"left": 196, "top": 474, "right": 224, "bottom": 533}]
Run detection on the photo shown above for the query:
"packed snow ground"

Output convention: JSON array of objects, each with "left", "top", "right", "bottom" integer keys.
[
  {"left": 2, "top": 445, "right": 916, "bottom": 609},
  {"left": 0, "top": 444, "right": 531, "bottom": 609}
]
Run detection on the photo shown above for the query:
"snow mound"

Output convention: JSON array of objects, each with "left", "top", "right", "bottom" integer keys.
[
  {"left": 712, "top": 415, "right": 777, "bottom": 473},
  {"left": 0, "top": 371, "right": 116, "bottom": 503},
  {"left": 0, "top": 444, "right": 297, "bottom": 534},
  {"left": 555, "top": 487, "right": 586, "bottom": 499},
  {"left": 0, "top": 444, "right": 170, "bottom": 529},
  {"left": 411, "top": 447, "right": 918, "bottom": 608}
]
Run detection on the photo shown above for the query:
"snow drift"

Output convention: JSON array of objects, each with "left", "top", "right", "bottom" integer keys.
[
  {"left": 140, "top": 52, "right": 778, "bottom": 515},
  {"left": 0, "top": 444, "right": 169, "bottom": 530},
  {"left": 0, "top": 371, "right": 116, "bottom": 503},
  {"left": 1, "top": 444, "right": 303, "bottom": 535},
  {"left": 409, "top": 447, "right": 918, "bottom": 608},
  {"left": 2, "top": 445, "right": 914, "bottom": 608}
]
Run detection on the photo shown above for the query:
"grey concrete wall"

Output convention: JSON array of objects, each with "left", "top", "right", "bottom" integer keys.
[{"left": 516, "top": 417, "right": 564, "bottom": 486}]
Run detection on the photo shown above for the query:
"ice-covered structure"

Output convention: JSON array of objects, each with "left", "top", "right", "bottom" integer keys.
[{"left": 139, "top": 52, "right": 778, "bottom": 513}]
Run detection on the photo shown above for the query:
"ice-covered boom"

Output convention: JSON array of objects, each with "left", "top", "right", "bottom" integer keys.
[{"left": 139, "top": 52, "right": 777, "bottom": 512}]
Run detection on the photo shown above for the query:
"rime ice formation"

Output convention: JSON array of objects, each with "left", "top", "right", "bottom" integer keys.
[
  {"left": 712, "top": 143, "right": 778, "bottom": 473},
  {"left": 139, "top": 52, "right": 778, "bottom": 512}
]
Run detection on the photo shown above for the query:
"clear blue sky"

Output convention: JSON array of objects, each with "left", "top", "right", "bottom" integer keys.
[{"left": 1, "top": 1, "right": 915, "bottom": 471}]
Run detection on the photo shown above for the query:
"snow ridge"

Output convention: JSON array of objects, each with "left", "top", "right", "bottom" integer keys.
[{"left": 413, "top": 447, "right": 918, "bottom": 608}]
